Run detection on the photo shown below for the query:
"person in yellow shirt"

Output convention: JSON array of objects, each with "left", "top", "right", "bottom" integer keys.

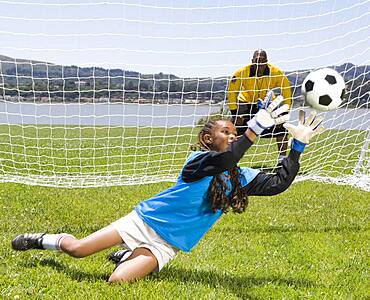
[{"left": 228, "top": 49, "right": 292, "bottom": 163}]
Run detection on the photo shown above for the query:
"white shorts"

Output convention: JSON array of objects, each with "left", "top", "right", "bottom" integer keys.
[{"left": 111, "top": 210, "right": 178, "bottom": 272}]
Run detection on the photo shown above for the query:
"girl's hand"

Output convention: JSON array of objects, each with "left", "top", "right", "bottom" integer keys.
[
  {"left": 247, "top": 91, "right": 290, "bottom": 135},
  {"left": 283, "top": 110, "right": 325, "bottom": 144}
]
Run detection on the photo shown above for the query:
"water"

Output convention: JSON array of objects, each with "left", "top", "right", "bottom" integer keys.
[{"left": 0, "top": 101, "right": 369, "bottom": 130}]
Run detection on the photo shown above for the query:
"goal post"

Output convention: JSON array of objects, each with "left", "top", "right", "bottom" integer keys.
[{"left": 0, "top": 1, "right": 369, "bottom": 191}]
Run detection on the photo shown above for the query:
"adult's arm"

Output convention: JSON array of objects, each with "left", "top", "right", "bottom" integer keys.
[
  {"left": 276, "top": 69, "right": 292, "bottom": 108},
  {"left": 227, "top": 69, "right": 242, "bottom": 111}
]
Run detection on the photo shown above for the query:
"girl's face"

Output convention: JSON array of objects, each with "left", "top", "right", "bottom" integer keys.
[{"left": 209, "top": 120, "right": 238, "bottom": 152}]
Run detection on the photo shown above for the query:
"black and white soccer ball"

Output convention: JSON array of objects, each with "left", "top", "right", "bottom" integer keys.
[{"left": 301, "top": 68, "right": 346, "bottom": 111}]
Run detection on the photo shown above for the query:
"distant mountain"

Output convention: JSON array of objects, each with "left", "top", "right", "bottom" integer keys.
[
  {"left": 0, "top": 54, "right": 368, "bottom": 107},
  {"left": 0, "top": 54, "right": 140, "bottom": 78},
  {"left": 0, "top": 54, "right": 46, "bottom": 64},
  {"left": 1, "top": 54, "right": 368, "bottom": 80}
]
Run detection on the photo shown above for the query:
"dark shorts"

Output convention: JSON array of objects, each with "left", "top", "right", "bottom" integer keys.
[{"left": 231, "top": 103, "right": 288, "bottom": 138}]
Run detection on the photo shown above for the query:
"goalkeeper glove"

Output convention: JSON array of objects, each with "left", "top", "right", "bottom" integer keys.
[
  {"left": 247, "top": 90, "right": 290, "bottom": 136},
  {"left": 283, "top": 110, "right": 325, "bottom": 153}
]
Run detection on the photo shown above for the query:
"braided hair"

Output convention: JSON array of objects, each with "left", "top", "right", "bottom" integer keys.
[{"left": 196, "top": 120, "right": 249, "bottom": 214}]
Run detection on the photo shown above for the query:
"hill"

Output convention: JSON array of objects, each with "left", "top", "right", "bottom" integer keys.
[{"left": 0, "top": 54, "right": 368, "bottom": 107}]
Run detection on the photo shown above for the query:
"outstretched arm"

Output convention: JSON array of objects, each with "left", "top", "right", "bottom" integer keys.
[
  {"left": 245, "top": 110, "right": 325, "bottom": 196},
  {"left": 182, "top": 131, "right": 255, "bottom": 182},
  {"left": 244, "top": 149, "right": 300, "bottom": 196},
  {"left": 182, "top": 94, "right": 289, "bottom": 183}
]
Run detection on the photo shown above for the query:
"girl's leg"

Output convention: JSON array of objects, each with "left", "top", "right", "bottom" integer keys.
[
  {"left": 60, "top": 225, "right": 123, "bottom": 258},
  {"left": 108, "top": 247, "right": 158, "bottom": 283}
]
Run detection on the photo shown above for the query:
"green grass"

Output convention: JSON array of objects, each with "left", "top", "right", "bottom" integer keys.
[
  {"left": 0, "top": 124, "right": 369, "bottom": 298},
  {"left": 0, "top": 181, "right": 369, "bottom": 299},
  {"left": 0, "top": 124, "right": 367, "bottom": 186}
]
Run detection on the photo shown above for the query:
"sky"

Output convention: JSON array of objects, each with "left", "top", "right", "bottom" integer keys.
[{"left": 0, "top": 0, "right": 369, "bottom": 77}]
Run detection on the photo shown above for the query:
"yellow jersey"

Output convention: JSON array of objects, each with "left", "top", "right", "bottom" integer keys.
[{"left": 227, "top": 63, "right": 292, "bottom": 111}]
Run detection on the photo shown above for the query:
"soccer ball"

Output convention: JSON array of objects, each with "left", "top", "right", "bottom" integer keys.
[{"left": 301, "top": 68, "right": 346, "bottom": 111}]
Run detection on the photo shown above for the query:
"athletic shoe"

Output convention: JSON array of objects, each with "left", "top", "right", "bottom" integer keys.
[
  {"left": 11, "top": 233, "right": 45, "bottom": 251},
  {"left": 107, "top": 249, "right": 132, "bottom": 269}
]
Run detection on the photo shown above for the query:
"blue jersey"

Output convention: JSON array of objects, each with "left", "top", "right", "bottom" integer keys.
[{"left": 135, "top": 151, "right": 260, "bottom": 252}]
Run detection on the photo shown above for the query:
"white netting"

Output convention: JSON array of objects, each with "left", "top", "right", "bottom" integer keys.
[{"left": 0, "top": 0, "right": 369, "bottom": 190}]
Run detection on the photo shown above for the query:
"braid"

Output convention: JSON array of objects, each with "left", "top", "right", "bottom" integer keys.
[
  {"left": 207, "top": 167, "right": 249, "bottom": 214},
  {"left": 228, "top": 167, "right": 249, "bottom": 213},
  {"left": 195, "top": 120, "right": 249, "bottom": 214}
]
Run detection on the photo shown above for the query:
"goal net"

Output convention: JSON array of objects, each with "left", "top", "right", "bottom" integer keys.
[{"left": 0, "top": 1, "right": 369, "bottom": 190}]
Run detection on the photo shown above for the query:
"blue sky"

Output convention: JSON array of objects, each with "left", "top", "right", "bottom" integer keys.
[{"left": 0, "top": 0, "right": 369, "bottom": 77}]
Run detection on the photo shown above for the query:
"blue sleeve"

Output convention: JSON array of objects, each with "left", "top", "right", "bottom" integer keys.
[
  {"left": 291, "top": 139, "right": 306, "bottom": 153},
  {"left": 239, "top": 167, "right": 260, "bottom": 187}
]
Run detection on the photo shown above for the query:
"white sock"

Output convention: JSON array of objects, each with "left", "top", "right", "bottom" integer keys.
[{"left": 42, "top": 233, "right": 74, "bottom": 250}]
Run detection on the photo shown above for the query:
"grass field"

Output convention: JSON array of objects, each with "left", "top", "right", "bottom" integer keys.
[
  {"left": 0, "top": 124, "right": 369, "bottom": 298},
  {"left": 0, "top": 180, "right": 369, "bottom": 299},
  {"left": 0, "top": 124, "right": 367, "bottom": 187}
]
